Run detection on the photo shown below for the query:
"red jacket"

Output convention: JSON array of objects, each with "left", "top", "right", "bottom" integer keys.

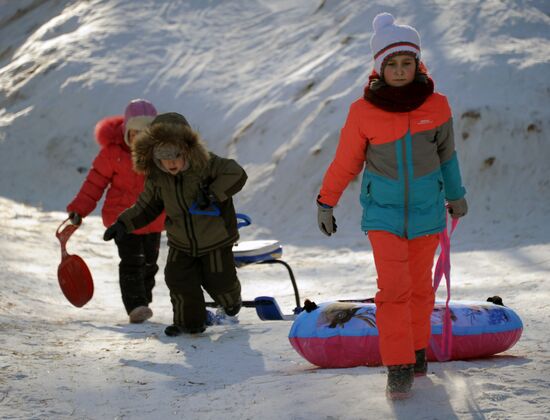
[{"left": 67, "top": 116, "right": 165, "bottom": 234}]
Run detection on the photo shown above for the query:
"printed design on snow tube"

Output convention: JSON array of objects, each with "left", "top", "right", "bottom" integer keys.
[
  {"left": 317, "top": 302, "right": 377, "bottom": 329},
  {"left": 288, "top": 300, "right": 523, "bottom": 368}
]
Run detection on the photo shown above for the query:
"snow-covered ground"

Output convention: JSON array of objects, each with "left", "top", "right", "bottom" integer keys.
[{"left": 1, "top": 0, "right": 549, "bottom": 418}]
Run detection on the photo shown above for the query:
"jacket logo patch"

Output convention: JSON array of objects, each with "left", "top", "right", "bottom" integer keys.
[{"left": 417, "top": 119, "right": 433, "bottom": 125}]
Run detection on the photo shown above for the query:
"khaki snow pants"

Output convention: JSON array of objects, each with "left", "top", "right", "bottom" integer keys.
[{"left": 164, "top": 245, "right": 242, "bottom": 330}]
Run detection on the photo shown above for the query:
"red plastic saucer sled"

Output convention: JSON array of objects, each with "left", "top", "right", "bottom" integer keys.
[{"left": 55, "top": 218, "right": 94, "bottom": 307}]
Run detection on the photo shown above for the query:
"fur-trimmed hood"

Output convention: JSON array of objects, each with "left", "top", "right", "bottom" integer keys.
[
  {"left": 94, "top": 116, "right": 125, "bottom": 148},
  {"left": 132, "top": 120, "right": 210, "bottom": 175}
]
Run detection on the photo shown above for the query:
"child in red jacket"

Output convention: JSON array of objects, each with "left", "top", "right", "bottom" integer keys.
[
  {"left": 317, "top": 13, "right": 467, "bottom": 399},
  {"left": 67, "top": 99, "right": 165, "bottom": 323}
]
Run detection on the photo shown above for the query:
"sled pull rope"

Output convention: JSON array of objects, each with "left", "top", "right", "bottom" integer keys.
[{"left": 431, "top": 213, "right": 459, "bottom": 362}]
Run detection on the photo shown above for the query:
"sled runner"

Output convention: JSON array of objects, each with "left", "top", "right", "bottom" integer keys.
[
  {"left": 55, "top": 218, "right": 94, "bottom": 307},
  {"left": 205, "top": 214, "right": 302, "bottom": 320}
]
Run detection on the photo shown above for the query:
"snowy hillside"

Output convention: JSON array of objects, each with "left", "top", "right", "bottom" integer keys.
[
  {"left": 1, "top": 0, "right": 549, "bottom": 419},
  {"left": 1, "top": 0, "right": 549, "bottom": 244}
]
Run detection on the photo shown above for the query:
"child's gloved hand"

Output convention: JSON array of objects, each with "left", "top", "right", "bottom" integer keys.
[
  {"left": 68, "top": 212, "right": 82, "bottom": 226},
  {"left": 197, "top": 185, "right": 217, "bottom": 210},
  {"left": 447, "top": 198, "right": 468, "bottom": 219},
  {"left": 103, "top": 221, "right": 127, "bottom": 241},
  {"left": 317, "top": 201, "right": 337, "bottom": 236}
]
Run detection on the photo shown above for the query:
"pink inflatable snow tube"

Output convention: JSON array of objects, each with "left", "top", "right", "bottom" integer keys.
[{"left": 288, "top": 301, "right": 523, "bottom": 368}]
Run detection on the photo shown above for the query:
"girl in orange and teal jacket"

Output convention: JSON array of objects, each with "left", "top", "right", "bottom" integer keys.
[{"left": 316, "top": 13, "right": 467, "bottom": 400}]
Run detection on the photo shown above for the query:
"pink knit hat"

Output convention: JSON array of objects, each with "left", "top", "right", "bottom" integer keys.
[{"left": 123, "top": 99, "right": 157, "bottom": 146}]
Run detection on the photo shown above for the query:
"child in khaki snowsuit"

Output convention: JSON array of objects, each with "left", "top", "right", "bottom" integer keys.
[{"left": 104, "top": 112, "right": 247, "bottom": 336}]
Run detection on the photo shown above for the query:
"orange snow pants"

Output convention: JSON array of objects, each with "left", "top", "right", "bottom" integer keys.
[{"left": 368, "top": 230, "right": 440, "bottom": 366}]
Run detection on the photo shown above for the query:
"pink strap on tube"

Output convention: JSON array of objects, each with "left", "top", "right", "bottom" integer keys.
[{"left": 430, "top": 213, "right": 459, "bottom": 362}]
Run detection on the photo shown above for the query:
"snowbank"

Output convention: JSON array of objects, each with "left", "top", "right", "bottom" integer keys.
[{"left": 1, "top": 1, "right": 549, "bottom": 418}]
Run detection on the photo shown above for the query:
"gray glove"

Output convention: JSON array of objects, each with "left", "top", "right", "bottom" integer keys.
[
  {"left": 447, "top": 198, "right": 468, "bottom": 219},
  {"left": 317, "top": 202, "right": 337, "bottom": 236},
  {"left": 68, "top": 212, "right": 82, "bottom": 226}
]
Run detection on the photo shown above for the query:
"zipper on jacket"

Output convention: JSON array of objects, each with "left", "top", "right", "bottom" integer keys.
[
  {"left": 174, "top": 176, "right": 199, "bottom": 255},
  {"left": 402, "top": 125, "right": 411, "bottom": 238}
]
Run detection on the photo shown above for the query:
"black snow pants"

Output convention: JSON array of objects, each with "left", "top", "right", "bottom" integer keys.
[{"left": 115, "top": 232, "right": 161, "bottom": 314}]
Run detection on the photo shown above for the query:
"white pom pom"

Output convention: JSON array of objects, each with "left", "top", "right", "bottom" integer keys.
[{"left": 373, "top": 12, "right": 395, "bottom": 32}]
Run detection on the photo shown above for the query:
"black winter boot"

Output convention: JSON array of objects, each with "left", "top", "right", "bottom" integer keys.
[
  {"left": 414, "top": 348, "right": 428, "bottom": 376},
  {"left": 386, "top": 364, "right": 414, "bottom": 400},
  {"left": 164, "top": 324, "right": 206, "bottom": 336},
  {"left": 224, "top": 302, "right": 242, "bottom": 316}
]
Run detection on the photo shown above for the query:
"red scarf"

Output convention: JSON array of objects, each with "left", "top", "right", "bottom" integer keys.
[{"left": 363, "top": 63, "right": 434, "bottom": 113}]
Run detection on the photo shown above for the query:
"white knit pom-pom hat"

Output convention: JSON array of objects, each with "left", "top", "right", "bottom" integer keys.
[{"left": 370, "top": 12, "right": 421, "bottom": 75}]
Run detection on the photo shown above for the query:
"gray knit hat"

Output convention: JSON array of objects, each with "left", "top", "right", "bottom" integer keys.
[
  {"left": 153, "top": 143, "right": 184, "bottom": 161},
  {"left": 151, "top": 112, "right": 189, "bottom": 162}
]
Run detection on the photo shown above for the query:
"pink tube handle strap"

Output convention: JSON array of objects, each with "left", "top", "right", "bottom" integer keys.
[{"left": 430, "top": 213, "right": 459, "bottom": 362}]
